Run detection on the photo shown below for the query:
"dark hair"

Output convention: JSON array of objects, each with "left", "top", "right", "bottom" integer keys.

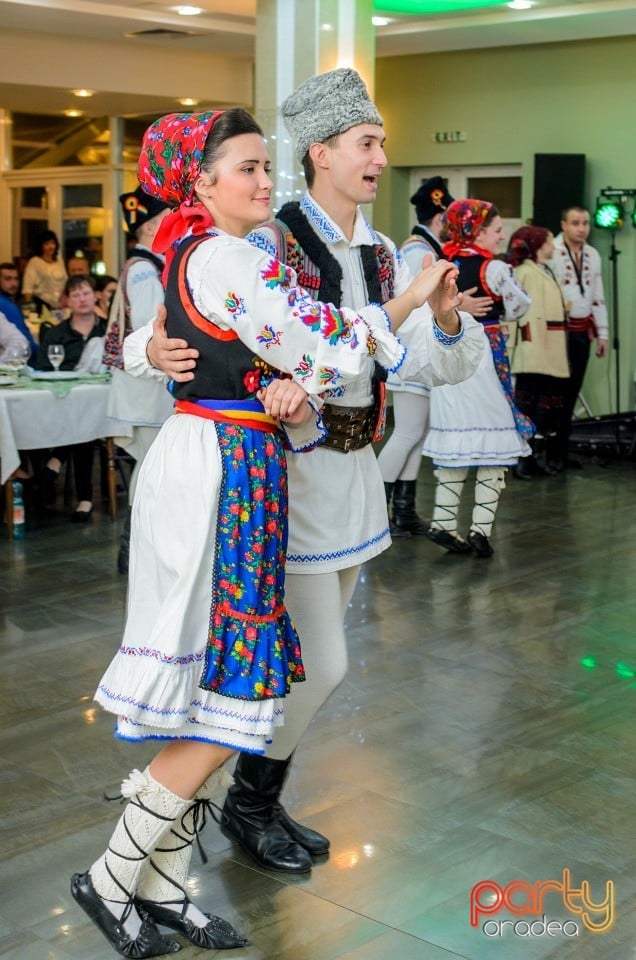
[
  {"left": 0, "top": 261, "right": 17, "bottom": 273},
  {"left": 95, "top": 274, "right": 117, "bottom": 292},
  {"left": 200, "top": 108, "right": 264, "bottom": 182},
  {"left": 301, "top": 132, "right": 341, "bottom": 189},
  {"left": 481, "top": 204, "right": 501, "bottom": 230},
  {"left": 35, "top": 229, "right": 60, "bottom": 259},
  {"left": 65, "top": 274, "right": 96, "bottom": 296},
  {"left": 561, "top": 204, "right": 589, "bottom": 221}
]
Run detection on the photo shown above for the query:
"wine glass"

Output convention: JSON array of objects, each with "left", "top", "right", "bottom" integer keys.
[
  {"left": 4, "top": 343, "right": 30, "bottom": 372},
  {"left": 47, "top": 344, "right": 65, "bottom": 371}
]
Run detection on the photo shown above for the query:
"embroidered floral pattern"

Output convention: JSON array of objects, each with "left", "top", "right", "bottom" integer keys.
[
  {"left": 261, "top": 259, "right": 293, "bottom": 290},
  {"left": 225, "top": 292, "right": 246, "bottom": 317},
  {"left": 257, "top": 325, "right": 282, "bottom": 348},
  {"left": 294, "top": 354, "right": 314, "bottom": 381},
  {"left": 200, "top": 421, "right": 305, "bottom": 700}
]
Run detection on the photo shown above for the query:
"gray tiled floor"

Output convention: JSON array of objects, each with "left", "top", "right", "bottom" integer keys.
[{"left": 1, "top": 454, "right": 635, "bottom": 959}]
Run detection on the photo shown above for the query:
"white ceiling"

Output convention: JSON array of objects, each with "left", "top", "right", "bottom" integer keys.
[{"left": 1, "top": 0, "right": 635, "bottom": 118}]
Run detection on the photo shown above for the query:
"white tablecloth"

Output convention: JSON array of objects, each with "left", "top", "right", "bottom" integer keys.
[{"left": 0, "top": 381, "right": 133, "bottom": 484}]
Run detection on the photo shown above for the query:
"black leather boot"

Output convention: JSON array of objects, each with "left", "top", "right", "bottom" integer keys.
[
  {"left": 384, "top": 481, "right": 410, "bottom": 539},
  {"left": 117, "top": 506, "right": 132, "bottom": 575},
  {"left": 221, "top": 755, "right": 327, "bottom": 874},
  {"left": 392, "top": 480, "right": 430, "bottom": 535},
  {"left": 532, "top": 437, "right": 557, "bottom": 476}
]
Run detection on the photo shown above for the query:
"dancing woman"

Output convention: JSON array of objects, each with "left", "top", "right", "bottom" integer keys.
[
  {"left": 423, "top": 199, "right": 533, "bottom": 557},
  {"left": 71, "top": 107, "right": 460, "bottom": 957}
]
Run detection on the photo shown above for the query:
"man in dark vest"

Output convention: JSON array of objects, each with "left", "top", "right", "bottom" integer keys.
[{"left": 125, "top": 70, "right": 484, "bottom": 875}]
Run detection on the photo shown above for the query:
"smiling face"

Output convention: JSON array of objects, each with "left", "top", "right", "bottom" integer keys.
[
  {"left": 315, "top": 123, "right": 387, "bottom": 208},
  {"left": 196, "top": 132, "right": 273, "bottom": 238},
  {"left": 476, "top": 215, "right": 505, "bottom": 255}
]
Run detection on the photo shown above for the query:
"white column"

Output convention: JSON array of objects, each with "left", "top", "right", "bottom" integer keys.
[
  {"left": 0, "top": 109, "right": 13, "bottom": 261},
  {"left": 255, "top": 0, "right": 375, "bottom": 211}
]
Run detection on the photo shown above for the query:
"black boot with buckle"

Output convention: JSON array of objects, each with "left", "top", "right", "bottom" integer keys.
[
  {"left": 391, "top": 479, "right": 430, "bottom": 536},
  {"left": 220, "top": 754, "right": 328, "bottom": 874}
]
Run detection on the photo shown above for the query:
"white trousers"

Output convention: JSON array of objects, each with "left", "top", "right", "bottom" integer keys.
[{"left": 265, "top": 566, "right": 360, "bottom": 760}]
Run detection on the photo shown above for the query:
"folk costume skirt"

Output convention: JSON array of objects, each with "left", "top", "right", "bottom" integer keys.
[
  {"left": 95, "top": 399, "right": 305, "bottom": 754},
  {"left": 423, "top": 326, "right": 534, "bottom": 469}
]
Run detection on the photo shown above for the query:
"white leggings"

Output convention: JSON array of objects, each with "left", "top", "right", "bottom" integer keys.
[
  {"left": 378, "top": 392, "right": 430, "bottom": 483},
  {"left": 264, "top": 566, "right": 360, "bottom": 760},
  {"left": 431, "top": 466, "right": 507, "bottom": 538}
]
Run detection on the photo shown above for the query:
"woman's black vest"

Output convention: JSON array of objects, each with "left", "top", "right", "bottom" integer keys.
[
  {"left": 453, "top": 253, "right": 502, "bottom": 323},
  {"left": 165, "top": 234, "right": 265, "bottom": 401}
]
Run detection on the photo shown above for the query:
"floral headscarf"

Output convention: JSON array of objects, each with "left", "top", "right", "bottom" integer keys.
[
  {"left": 137, "top": 110, "right": 223, "bottom": 279},
  {"left": 507, "top": 225, "right": 549, "bottom": 269},
  {"left": 138, "top": 111, "right": 223, "bottom": 206},
  {"left": 442, "top": 199, "right": 493, "bottom": 259}
]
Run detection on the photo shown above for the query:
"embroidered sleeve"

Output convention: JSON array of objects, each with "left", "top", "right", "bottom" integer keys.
[
  {"left": 590, "top": 249, "right": 608, "bottom": 338},
  {"left": 485, "top": 259, "right": 531, "bottom": 321},
  {"left": 280, "top": 397, "right": 327, "bottom": 453},
  {"left": 189, "top": 236, "right": 405, "bottom": 393}
]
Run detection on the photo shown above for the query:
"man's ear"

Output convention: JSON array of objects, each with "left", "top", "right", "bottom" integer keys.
[{"left": 308, "top": 141, "right": 330, "bottom": 171}]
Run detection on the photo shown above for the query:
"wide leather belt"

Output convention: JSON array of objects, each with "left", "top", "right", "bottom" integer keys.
[{"left": 320, "top": 403, "right": 376, "bottom": 453}]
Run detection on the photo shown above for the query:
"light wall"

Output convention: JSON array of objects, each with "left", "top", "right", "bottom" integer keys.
[{"left": 375, "top": 35, "right": 636, "bottom": 415}]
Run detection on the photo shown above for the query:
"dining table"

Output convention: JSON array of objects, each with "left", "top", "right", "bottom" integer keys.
[{"left": 1, "top": 370, "right": 133, "bottom": 537}]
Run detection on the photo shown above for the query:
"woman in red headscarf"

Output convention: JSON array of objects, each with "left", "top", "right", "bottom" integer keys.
[
  {"left": 507, "top": 226, "right": 570, "bottom": 478},
  {"left": 71, "top": 107, "right": 461, "bottom": 958},
  {"left": 423, "top": 199, "right": 533, "bottom": 557}
]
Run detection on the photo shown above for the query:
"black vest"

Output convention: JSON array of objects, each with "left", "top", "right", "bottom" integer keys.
[
  {"left": 453, "top": 253, "right": 502, "bottom": 323},
  {"left": 166, "top": 234, "right": 269, "bottom": 401},
  {"left": 411, "top": 225, "right": 443, "bottom": 260},
  {"left": 277, "top": 202, "right": 392, "bottom": 308}
]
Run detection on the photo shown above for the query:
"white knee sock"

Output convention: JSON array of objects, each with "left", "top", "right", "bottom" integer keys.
[
  {"left": 431, "top": 467, "right": 469, "bottom": 532},
  {"left": 89, "top": 767, "right": 189, "bottom": 937},
  {"left": 471, "top": 467, "right": 506, "bottom": 537},
  {"left": 136, "top": 764, "right": 234, "bottom": 928}
]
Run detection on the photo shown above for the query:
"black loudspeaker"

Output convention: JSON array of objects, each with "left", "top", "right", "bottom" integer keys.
[{"left": 533, "top": 154, "right": 586, "bottom": 234}]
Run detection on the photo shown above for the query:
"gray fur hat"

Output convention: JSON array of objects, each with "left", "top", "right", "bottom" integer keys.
[{"left": 281, "top": 68, "right": 383, "bottom": 162}]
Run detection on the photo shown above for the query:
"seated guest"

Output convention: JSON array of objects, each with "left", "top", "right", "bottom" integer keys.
[
  {"left": 94, "top": 275, "right": 117, "bottom": 320},
  {"left": 22, "top": 229, "right": 68, "bottom": 314},
  {"left": 35, "top": 275, "right": 107, "bottom": 523},
  {"left": 0, "top": 261, "right": 37, "bottom": 361}
]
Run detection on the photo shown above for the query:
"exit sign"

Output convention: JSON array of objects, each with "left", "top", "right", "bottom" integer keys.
[{"left": 433, "top": 131, "right": 467, "bottom": 143}]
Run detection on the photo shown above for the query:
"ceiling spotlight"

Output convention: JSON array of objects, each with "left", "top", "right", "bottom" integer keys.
[
  {"left": 64, "top": 109, "right": 84, "bottom": 118},
  {"left": 178, "top": 98, "right": 200, "bottom": 106},
  {"left": 508, "top": 1, "right": 533, "bottom": 9},
  {"left": 372, "top": 17, "right": 392, "bottom": 26},
  {"left": 171, "top": 5, "right": 204, "bottom": 14},
  {"left": 72, "top": 89, "right": 95, "bottom": 98}
]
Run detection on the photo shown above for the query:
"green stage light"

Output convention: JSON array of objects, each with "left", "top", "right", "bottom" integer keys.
[
  {"left": 594, "top": 199, "right": 624, "bottom": 230},
  {"left": 373, "top": 0, "right": 504, "bottom": 14}
]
